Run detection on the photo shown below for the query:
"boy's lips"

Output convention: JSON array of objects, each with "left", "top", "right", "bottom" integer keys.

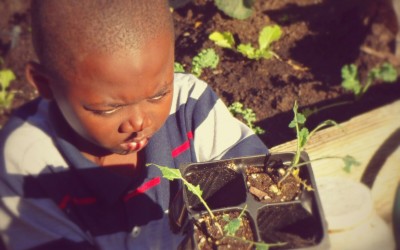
[{"left": 120, "top": 137, "right": 149, "bottom": 152}]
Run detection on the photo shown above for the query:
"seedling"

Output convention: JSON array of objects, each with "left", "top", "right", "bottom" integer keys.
[
  {"left": 174, "top": 62, "right": 185, "bottom": 73},
  {"left": 214, "top": 0, "right": 255, "bottom": 20},
  {"left": 209, "top": 25, "right": 307, "bottom": 71},
  {"left": 146, "top": 163, "right": 283, "bottom": 249},
  {"left": 302, "top": 62, "right": 398, "bottom": 118},
  {"left": 191, "top": 48, "right": 219, "bottom": 77},
  {"left": 228, "top": 101, "right": 265, "bottom": 134},
  {"left": 0, "top": 68, "right": 16, "bottom": 111},
  {"left": 174, "top": 48, "right": 219, "bottom": 78},
  {"left": 278, "top": 101, "right": 360, "bottom": 188},
  {"left": 342, "top": 62, "right": 398, "bottom": 99},
  {"left": 171, "top": 0, "right": 255, "bottom": 20},
  {"left": 210, "top": 25, "right": 282, "bottom": 61}
]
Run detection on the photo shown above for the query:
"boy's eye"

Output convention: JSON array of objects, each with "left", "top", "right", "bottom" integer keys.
[
  {"left": 149, "top": 90, "right": 170, "bottom": 101},
  {"left": 90, "top": 108, "right": 119, "bottom": 116}
]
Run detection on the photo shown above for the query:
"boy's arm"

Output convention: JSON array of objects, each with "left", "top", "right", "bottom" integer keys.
[
  {"left": 0, "top": 122, "right": 97, "bottom": 250},
  {"left": 0, "top": 177, "right": 97, "bottom": 250}
]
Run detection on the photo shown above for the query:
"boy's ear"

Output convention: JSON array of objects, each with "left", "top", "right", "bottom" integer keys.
[{"left": 25, "top": 61, "right": 54, "bottom": 100}]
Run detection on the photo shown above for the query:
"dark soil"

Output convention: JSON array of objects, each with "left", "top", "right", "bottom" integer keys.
[
  {"left": 0, "top": 0, "right": 399, "bottom": 149},
  {"left": 193, "top": 210, "right": 256, "bottom": 250},
  {"left": 246, "top": 164, "right": 301, "bottom": 203}
]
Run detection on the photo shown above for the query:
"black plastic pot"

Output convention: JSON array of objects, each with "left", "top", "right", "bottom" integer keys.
[{"left": 171, "top": 152, "right": 330, "bottom": 250}]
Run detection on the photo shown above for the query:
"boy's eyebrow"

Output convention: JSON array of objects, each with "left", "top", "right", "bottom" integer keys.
[
  {"left": 84, "top": 81, "right": 172, "bottom": 109},
  {"left": 148, "top": 82, "right": 171, "bottom": 98}
]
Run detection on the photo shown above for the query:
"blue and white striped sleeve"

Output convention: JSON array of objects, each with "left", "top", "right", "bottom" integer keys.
[{"left": 172, "top": 73, "right": 268, "bottom": 162}]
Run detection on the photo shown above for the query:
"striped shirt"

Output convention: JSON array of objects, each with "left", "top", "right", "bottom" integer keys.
[{"left": 0, "top": 73, "right": 268, "bottom": 250}]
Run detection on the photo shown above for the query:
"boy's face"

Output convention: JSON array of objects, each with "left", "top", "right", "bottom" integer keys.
[{"left": 50, "top": 31, "right": 174, "bottom": 155}]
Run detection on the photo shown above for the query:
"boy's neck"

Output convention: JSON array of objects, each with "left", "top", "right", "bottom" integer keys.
[{"left": 82, "top": 151, "right": 144, "bottom": 177}]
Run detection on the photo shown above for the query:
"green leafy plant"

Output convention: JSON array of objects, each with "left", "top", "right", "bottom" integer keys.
[
  {"left": 342, "top": 62, "right": 398, "bottom": 98},
  {"left": 210, "top": 25, "right": 282, "bottom": 60},
  {"left": 174, "top": 62, "right": 185, "bottom": 73},
  {"left": 0, "top": 68, "right": 16, "bottom": 111},
  {"left": 174, "top": 48, "right": 219, "bottom": 78},
  {"left": 191, "top": 48, "right": 219, "bottom": 77},
  {"left": 278, "top": 101, "right": 360, "bottom": 187},
  {"left": 302, "top": 62, "right": 398, "bottom": 118},
  {"left": 228, "top": 101, "right": 265, "bottom": 134},
  {"left": 146, "top": 163, "right": 282, "bottom": 249},
  {"left": 214, "top": 0, "right": 256, "bottom": 20},
  {"left": 170, "top": 0, "right": 255, "bottom": 20}
]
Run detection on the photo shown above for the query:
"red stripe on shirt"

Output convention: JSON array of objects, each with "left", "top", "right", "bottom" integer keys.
[
  {"left": 58, "top": 195, "right": 97, "bottom": 209},
  {"left": 72, "top": 197, "right": 97, "bottom": 205},
  {"left": 58, "top": 195, "right": 71, "bottom": 209},
  {"left": 172, "top": 131, "right": 193, "bottom": 158},
  {"left": 124, "top": 177, "right": 161, "bottom": 202}
]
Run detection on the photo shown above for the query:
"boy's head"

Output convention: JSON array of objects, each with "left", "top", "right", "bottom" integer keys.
[{"left": 27, "top": 0, "right": 175, "bottom": 156}]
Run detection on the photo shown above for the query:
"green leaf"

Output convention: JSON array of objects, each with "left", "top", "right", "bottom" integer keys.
[
  {"left": 255, "top": 244, "right": 270, "bottom": 250},
  {"left": 148, "top": 163, "right": 203, "bottom": 204},
  {"left": 374, "top": 62, "right": 398, "bottom": 83},
  {"left": 342, "top": 155, "right": 361, "bottom": 173},
  {"left": 147, "top": 163, "right": 183, "bottom": 181},
  {"left": 296, "top": 112, "right": 306, "bottom": 125},
  {"left": 298, "top": 127, "right": 309, "bottom": 148},
  {"left": 237, "top": 43, "right": 256, "bottom": 59},
  {"left": 209, "top": 31, "right": 235, "bottom": 49},
  {"left": 224, "top": 218, "right": 241, "bottom": 236},
  {"left": 214, "top": 0, "right": 255, "bottom": 20},
  {"left": 174, "top": 62, "right": 185, "bottom": 73},
  {"left": 186, "top": 183, "right": 203, "bottom": 198},
  {"left": 341, "top": 64, "right": 361, "bottom": 95},
  {"left": 258, "top": 25, "right": 282, "bottom": 51},
  {"left": 228, "top": 101, "right": 265, "bottom": 134},
  {"left": 0, "top": 69, "right": 16, "bottom": 90},
  {"left": 191, "top": 48, "right": 219, "bottom": 77},
  {"left": 228, "top": 101, "right": 244, "bottom": 114},
  {"left": 289, "top": 103, "right": 306, "bottom": 128}
]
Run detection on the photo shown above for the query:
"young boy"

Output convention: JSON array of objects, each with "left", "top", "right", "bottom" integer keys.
[{"left": 0, "top": 0, "right": 268, "bottom": 249}]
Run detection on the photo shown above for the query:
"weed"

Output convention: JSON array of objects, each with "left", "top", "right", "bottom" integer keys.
[
  {"left": 171, "top": 0, "right": 255, "bottom": 20},
  {"left": 214, "top": 0, "right": 255, "bottom": 20},
  {"left": 174, "top": 48, "right": 219, "bottom": 78},
  {"left": 174, "top": 62, "right": 185, "bottom": 73},
  {"left": 228, "top": 101, "right": 265, "bottom": 134},
  {"left": 342, "top": 62, "right": 398, "bottom": 99},
  {"left": 303, "top": 62, "right": 398, "bottom": 118},
  {"left": 191, "top": 48, "right": 219, "bottom": 77}
]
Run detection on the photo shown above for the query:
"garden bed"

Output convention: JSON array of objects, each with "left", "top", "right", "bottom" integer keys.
[{"left": 0, "top": 0, "right": 399, "bottom": 147}]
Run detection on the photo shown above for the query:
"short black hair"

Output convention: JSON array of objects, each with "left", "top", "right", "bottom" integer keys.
[{"left": 30, "top": 0, "right": 173, "bottom": 78}]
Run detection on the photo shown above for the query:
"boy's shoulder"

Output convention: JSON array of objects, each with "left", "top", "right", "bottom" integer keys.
[
  {"left": 171, "top": 73, "right": 211, "bottom": 110},
  {"left": 0, "top": 99, "right": 66, "bottom": 175},
  {"left": 173, "top": 72, "right": 207, "bottom": 91}
]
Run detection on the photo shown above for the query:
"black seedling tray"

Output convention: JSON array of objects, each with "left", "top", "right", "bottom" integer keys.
[{"left": 173, "top": 152, "right": 330, "bottom": 250}]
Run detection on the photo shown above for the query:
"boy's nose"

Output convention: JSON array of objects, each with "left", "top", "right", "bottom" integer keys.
[{"left": 119, "top": 113, "right": 150, "bottom": 134}]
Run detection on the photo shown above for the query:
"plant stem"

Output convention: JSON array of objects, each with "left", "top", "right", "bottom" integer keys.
[
  {"left": 278, "top": 155, "right": 349, "bottom": 186},
  {"left": 180, "top": 178, "right": 215, "bottom": 219},
  {"left": 304, "top": 100, "right": 354, "bottom": 117},
  {"left": 292, "top": 105, "right": 302, "bottom": 167}
]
